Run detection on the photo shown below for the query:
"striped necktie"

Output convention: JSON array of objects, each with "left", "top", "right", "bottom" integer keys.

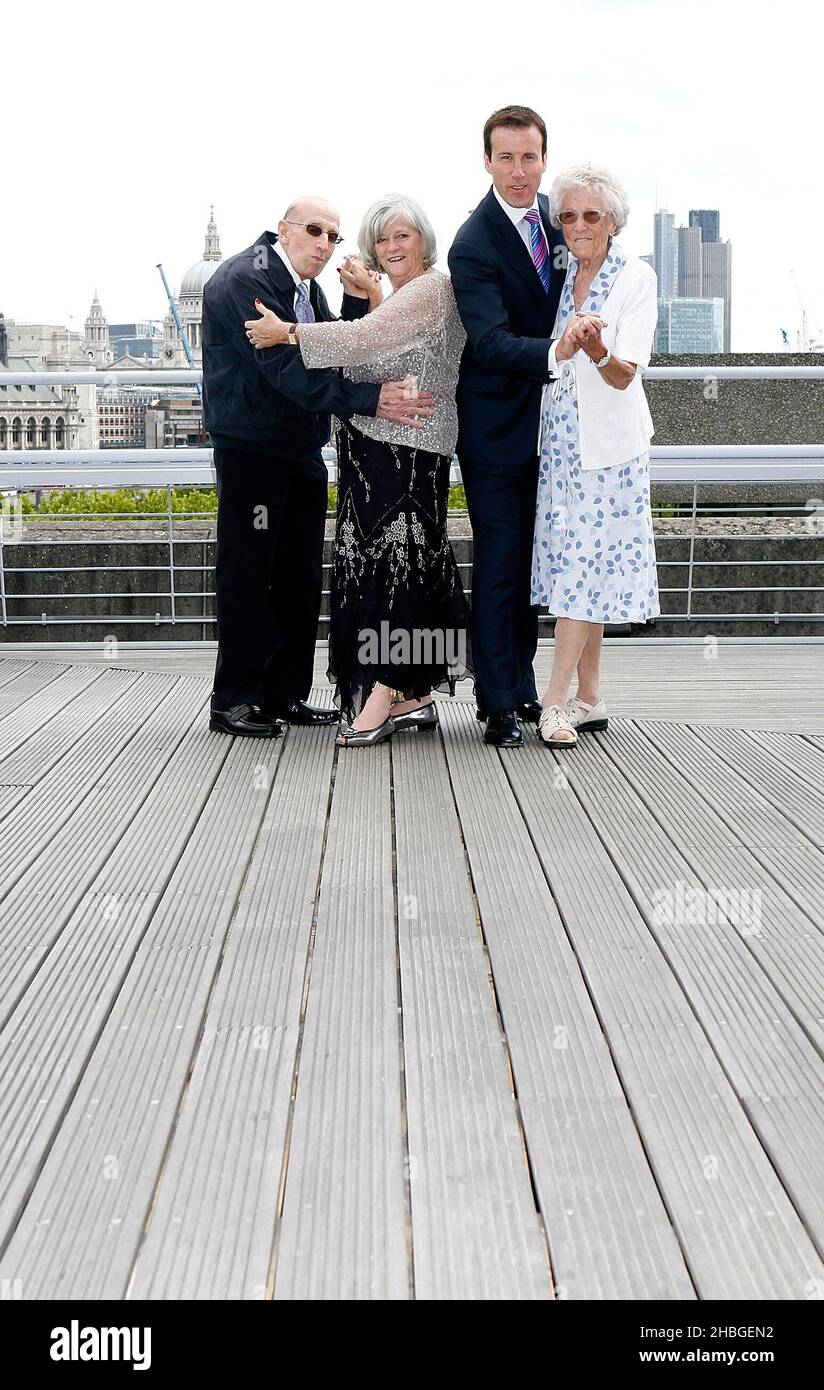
[
  {"left": 295, "top": 282, "right": 315, "bottom": 323},
  {"left": 523, "top": 209, "right": 550, "bottom": 292}
]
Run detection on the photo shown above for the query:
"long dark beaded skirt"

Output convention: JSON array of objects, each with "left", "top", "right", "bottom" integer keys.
[{"left": 328, "top": 420, "right": 473, "bottom": 719}]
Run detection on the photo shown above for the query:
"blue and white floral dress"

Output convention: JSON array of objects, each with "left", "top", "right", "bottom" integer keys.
[{"left": 530, "top": 247, "right": 660, "bottom": 624}]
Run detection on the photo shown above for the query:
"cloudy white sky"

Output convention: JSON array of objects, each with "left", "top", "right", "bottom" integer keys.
[{"left": 3, "top": 0, "right": 822, "bottom": 349}]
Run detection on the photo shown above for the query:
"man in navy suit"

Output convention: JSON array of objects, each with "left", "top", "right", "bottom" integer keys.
[
  {"left": 449, "top": 107, "right": 566, "bottom": 747},
  {"left": 202, "top": 198, "right": 432, "bottom": 737}
]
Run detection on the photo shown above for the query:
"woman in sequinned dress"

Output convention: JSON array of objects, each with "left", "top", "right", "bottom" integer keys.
[
  {"left": 244, "top": 195, "right": 472, "bottom": 745},
  {"left": 530, "top": 165, "right": 660, "bottom": 747}
]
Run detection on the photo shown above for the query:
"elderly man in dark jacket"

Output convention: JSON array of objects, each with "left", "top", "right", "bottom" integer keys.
[{"left": 203, "top": 196, "right": 431, "bottom": 736}]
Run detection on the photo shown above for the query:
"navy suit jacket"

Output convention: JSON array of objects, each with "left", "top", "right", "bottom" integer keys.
[
  {"left": 448, "top": 190, "right": 566, "bottom": 467},
  {"left": 202, "top": 231, "right": 381, "bottom": 458}
]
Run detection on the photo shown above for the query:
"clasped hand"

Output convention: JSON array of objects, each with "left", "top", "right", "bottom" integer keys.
[
  {"left": 338, "top": 255, "right": 381, "bottom": 301},
  {"left": 555, "top": 312, "right": 608, "bottom": 363}
]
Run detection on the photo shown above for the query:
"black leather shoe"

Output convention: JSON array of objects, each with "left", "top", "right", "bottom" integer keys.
[
  {"left": 266, "top": 700, "right": 338, "bottom": 726},
  {"left": 477, "top": 701, "right": 541, "bottom": 723},
  {"left": 483, "top": 710, "right": 523, "bottom": 747},
  {"left": 209, "top": 704, "right": 283, "bottom": 737}
]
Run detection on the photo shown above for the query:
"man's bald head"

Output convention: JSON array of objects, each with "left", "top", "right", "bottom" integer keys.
[
  {"left": 277, "top": 197, "right": 341, "bottom": 281},
  {"left": 282, "top": 195, "right": 340, "bottom": 225}
]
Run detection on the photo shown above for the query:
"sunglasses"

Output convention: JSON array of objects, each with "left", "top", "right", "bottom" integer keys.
[
  {"left": 285, "top": 220, "right": 344, "bottom": 246},
  {"left": 558, "top": 209, "right": 609, "bottom": 226}
]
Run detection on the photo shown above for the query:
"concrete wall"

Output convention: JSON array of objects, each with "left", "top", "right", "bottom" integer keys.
[
  {"left": 645, "top": 353, "right": 824, "bottom": 445},
  {"left": 1, "top": 523, "right": 821, "bottom": 642}
]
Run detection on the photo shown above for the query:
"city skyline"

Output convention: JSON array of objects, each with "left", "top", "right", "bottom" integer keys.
[
  {"left": 3, "top": 0, "right": 822, "bottom": 352},
  {"left": 5, "top": 203, "right": 739, "bottom": 360},
  {"left": 7, "top": 189, "right": 816, "bottom": 357}
]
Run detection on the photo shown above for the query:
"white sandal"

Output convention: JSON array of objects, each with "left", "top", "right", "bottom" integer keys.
[
  {"left": 538, "top": 704, "right": 578, "bottom": 747},
  {"left": 566, "top": 696, "right": 608, "bottom": 733}
]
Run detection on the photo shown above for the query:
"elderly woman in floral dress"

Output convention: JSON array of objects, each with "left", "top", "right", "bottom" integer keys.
[
  {"left": 246, "top": 194, "right": 472, "bottom": 746},
  {"left": 531, "top": 163, "right": 660, "bottom": 746}
]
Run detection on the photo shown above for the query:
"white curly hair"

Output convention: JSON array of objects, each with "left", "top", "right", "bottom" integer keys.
[{"left": 548, "top": 163, "right": 630, "bottom": 235}]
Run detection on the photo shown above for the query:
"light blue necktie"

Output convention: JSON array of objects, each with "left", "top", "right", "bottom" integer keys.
[{"left": 295, "top": 282, "right": 315, "bottom": 323}]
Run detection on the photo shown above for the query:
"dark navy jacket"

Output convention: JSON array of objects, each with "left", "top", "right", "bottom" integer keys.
[
  {"left": 448, "top": 190, "right": 566, "bottom": 466},
  {"left": 202, "top": 230, "right": 381, "bottom": 457}
]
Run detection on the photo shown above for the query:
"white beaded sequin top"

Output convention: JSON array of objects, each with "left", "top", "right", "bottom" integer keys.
[{"left": 298, "top": 269, "right": 466, "bottom": 456}]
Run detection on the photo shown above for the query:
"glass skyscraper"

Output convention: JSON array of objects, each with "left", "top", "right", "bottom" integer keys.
[
  {"left": 651, "top": 209, "right": 732, "bottom": 351},
  {"left": 688, "top": 209, "right": 721, "bottom": 244},
  {"left": 655, "top": 297, "right": 725, "bottom": 353},
  {"left": 653, "top": 210, "right": 678, "bottom": 300}
]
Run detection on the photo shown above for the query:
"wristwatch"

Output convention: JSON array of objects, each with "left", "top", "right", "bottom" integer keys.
[
  {"left": 595, "top": 346, "right": 612, "bottom": 369},
  {"left": 287, "top": 324, "right": 299, "bottom": 346}
]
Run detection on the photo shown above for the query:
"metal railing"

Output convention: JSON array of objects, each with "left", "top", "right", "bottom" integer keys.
[{"left": 1, "top": 367, "right": 823, "bottom": 630}]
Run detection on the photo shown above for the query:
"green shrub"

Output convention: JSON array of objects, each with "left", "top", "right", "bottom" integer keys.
[
  {"left": 20, "top": 480, "right": 469, "bottom": 517},
  {"left": 23, "top": 487, "right": 217, "bottom": 516}
]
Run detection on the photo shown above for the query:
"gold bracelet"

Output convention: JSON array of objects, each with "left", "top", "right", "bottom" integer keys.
[{"left": 375, "top": 682, "right": 406, "bottom": 704}]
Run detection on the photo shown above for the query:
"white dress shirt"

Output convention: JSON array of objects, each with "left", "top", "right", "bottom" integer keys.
[
  {"left": 492, "top": 186, "right": 558, "bottom": 380},
  {"left": 272, "top": 238, "right": 312, "bottom": 319},
  {"left": 492, "top": 185, "right": 542, "bottom": 254}
]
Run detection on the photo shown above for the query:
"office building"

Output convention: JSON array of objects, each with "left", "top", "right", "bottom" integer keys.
[
  {"left": 144, "top": 395, "right": 208, "bottom": 448},
  {"left": 653, "top": 207, "right": 732, "bottom": 351},
  {"left": 98, "top": 388, "right": 157, "bottom": 447},
  {"left": 701, "top": 236, "right": 732, "bottom": 352},
  {"left": 653, "top": 210, "right": 678, "bottom": 299},
  {"left": 655, "top": 296, "right": 725, "bottom": 353},
  {"left": 689, "top": 208, "right": 720, "bottom": 244},
  {"left": 677, "top": 224, "right": 702, "bottom": 297},
  {"left": 109, "top": 322, "right": 163, "bottom": 362}
]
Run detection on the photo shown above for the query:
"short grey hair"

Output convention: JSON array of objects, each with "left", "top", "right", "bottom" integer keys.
[
  {"left": 548, "top": 163, "right": 630, "bottom": 235},
  {"left": 358, "top": 195, "right": 438, "bottom": 273}
]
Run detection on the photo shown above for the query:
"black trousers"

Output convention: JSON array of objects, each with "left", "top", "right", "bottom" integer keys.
[
  {"left": 211, "top": 447, "right": 327, "bottom": 711},
  {"left": 460, "top": 453, "right": 540, "bottom": 713}
]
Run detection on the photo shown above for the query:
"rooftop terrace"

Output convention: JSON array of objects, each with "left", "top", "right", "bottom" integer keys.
[{"left": 0, "top": 639, "right": 822, "bottom": 1299}]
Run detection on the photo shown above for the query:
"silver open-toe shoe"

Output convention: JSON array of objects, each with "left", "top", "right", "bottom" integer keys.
[
  {"left": 390, "top": 702, "right": 438, "bottom": 733},
  {"left": 336, "top": 716, "right": 395, "bottom": 748}
]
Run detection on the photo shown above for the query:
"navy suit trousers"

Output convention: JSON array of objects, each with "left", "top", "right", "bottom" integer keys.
[
  {"left": 211, "top": 447, "right": 327, "bottom": 711},
  {"left": 461, "top": 454, "right": 540, "bottom": 713}
]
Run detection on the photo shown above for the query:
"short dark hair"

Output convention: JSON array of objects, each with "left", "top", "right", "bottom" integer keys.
[{"left": 483, "top": 105, "right": 547, "bottom": 159}]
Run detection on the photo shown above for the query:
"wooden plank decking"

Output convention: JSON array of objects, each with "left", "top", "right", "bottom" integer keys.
[{"left": 0, "top": 641, "right": 823, "bottom": 1300}]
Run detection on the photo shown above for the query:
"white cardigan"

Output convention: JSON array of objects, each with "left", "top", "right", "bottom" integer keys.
[{"left": 547, "top": 254, "right": 659, "bottom": 471}]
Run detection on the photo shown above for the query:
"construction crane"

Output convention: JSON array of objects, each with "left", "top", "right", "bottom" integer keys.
[
  {"left": 156, "top": 262, "right": 201, "bottom": 396},
  {"left": 789, "top": 268, "right": 809, "bottom": 351}
]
